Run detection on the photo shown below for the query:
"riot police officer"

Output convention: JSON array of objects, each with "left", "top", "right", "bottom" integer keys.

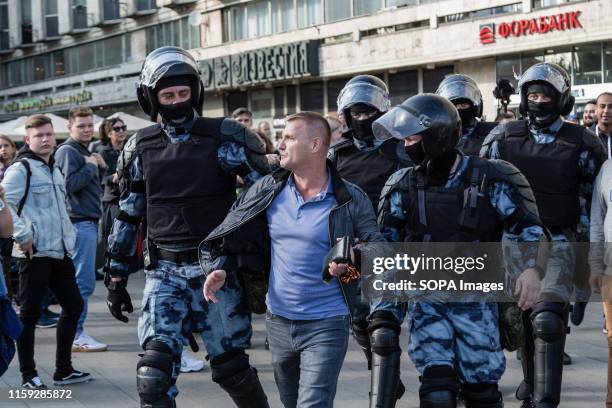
[
  {"left": 104, "top": 47, "right": 273, "bottom": 408},
  {"left": 374, "top": 93, "right": 547, "bottom": 408},
  {"left": 435, "top": 74, "right": 497, "bottom": 156},
  {"left": 330, "top": 75, "right": 411, "bottom": 407},
  {"left": 480, "top": 62, "right": 607, "bottom": 408}
]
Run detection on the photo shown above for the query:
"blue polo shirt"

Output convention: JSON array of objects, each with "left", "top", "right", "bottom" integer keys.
[{"left": 266, "top": 172, "right": 349, "bottom": 320}]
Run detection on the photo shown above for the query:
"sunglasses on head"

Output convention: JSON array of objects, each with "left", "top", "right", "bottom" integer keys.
[{"left": 113, "top": 125, "right": 127, "bottom": 132}]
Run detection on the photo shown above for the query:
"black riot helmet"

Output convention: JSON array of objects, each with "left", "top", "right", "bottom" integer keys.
[
  {"left": 436, "top": 74, "right": 483, "bottom": 128},
  {"left": 337, "top": 75, "right": 390, "bottom": 141},
  {"left": 136, "top": 46, "right": 204, "bottom": 122},
  {"left": 518, "top": 62, "right": 574, "bottom": 119},
  {"left": 373, "top": 93, "right": 461, "bottom": 160}
]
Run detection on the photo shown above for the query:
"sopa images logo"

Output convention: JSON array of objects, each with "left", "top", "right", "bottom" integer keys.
[{"left": 479, "top": 23, "right": 496, "bottom": 45}]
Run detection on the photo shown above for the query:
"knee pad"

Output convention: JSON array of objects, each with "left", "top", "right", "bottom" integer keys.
[
  {"left": 532, "top": 311, "right": 565, "bottom": 343},
  {"left": 368, "top": 311, "right": 401, "bottom": 356},
  {"left": 461, "top": 383, "right": 502, "bottom": 408},
  {"left": 352, "top": 318, "right": 371, "bottom": 350},
  {"left": 419, "top": 366, "right": 458, "bottom": 408},
  {"left": 210, "top": 350, "right": 250, "bottom": 385},
  {"left": 137, "top": 340, "right": 175, "bottom": 405}
]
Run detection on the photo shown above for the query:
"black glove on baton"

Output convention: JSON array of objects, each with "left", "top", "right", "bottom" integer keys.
[{"left": 106, "top": 279, "right": 134, "bottom": 323}]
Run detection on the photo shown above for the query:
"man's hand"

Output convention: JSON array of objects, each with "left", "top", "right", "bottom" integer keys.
[
  {"left": 112, "top": 173, "right": 119, "bottom": 184},
  {"left": 84, "top": 155, "right": 98, "bottom": 166},
  {"left": 91, "top": 153, "right": 107, "bottom": 170},
  {"left": 515, "top": 267, "right": 541, "bottom": 310},
  {"left": 327, "top": 238, "right": 356, "bottom": 278},
  {"left": 590, "top": 273, "right": 603, "bottom": 294},
  {"left": 204, "top": 270, "right": 227, "bottom": 303},
  {"left": 107, "top": 278, "right": 133, "bottom": 323},
  {"left": 17, "top": 239, "right": 34, "bottom": 259}
]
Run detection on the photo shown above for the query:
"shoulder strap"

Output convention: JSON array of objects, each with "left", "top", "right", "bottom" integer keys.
[
  {"left": 191, "top": 117, "right": 224, "bottom": 139},
  {"left": 504, "top": 120, "right": 529, "bottom": 138},
  {"left": 15, "top": 159, "right": 32, "bottom": 217}
]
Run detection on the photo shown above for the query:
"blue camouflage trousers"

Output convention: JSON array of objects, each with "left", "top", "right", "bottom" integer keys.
[
  {"left": 138, "top": 260, "right": 252, "bottom": 400},
  {"left": 408, "top": 301, "right": 505, "bottom": 384}
]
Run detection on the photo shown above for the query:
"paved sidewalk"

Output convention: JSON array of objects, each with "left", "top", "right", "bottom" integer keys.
[{"left": 1, "top": 271, "right": 608, "bottom": 407}]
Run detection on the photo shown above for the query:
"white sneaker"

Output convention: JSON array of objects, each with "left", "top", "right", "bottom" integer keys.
[
  {"left": 180, "top": 350, "right": 205, "bottom": 373},
  {"left": 72, "top": 332, "right": 108, "bottom": 352}
]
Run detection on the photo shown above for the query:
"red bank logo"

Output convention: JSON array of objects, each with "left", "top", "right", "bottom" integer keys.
[
  {"left": 480, "top": 10, "right": 582, "bottom": 45},
  {"left": 479, "top": 24, "right": 496, "bottom": 44}
]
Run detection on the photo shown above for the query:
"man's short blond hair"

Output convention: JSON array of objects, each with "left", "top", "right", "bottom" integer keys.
[
  {"left": 286, "top": 111, "right": 331, "bottom": 147},
  {"left": 68, "top": 106, "right": 93, "bottom": 123},
  {"left": 25, "top": 114, "right": 53, "bottom": 130}
]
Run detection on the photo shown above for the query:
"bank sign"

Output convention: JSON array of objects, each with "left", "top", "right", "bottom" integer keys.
[
  {"left": 479, "top": 10, "right": 582, "bottom": 45},
  {"left": 200, "top": 41, "right": 319, "bottom": 91}
]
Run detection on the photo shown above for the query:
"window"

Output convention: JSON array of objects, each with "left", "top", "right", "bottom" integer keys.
[
  {"left": 605, "top": 42, "right": 612, "bottom": 83},
  {"left": 297, "top": 0, "right": 322, "bottom": 28},
  {"left": 521, "top": 50, "right": 543, "bottom": 74},
  {"left": 247, "top": 1, "right": 270, "bottom": 38},
  {"left": 146, "top": 18, "right": 201, "bottom": 53},
  {"left": 532, "top": 0, "right": 581, "bottom": 9},
  {"left": 325, "top": 0, "right": 350, "bottom": 23},
  {"left": 250, "top": 89, "right": 273, "bottom": 118},
  {"left": 21, "top": 0, "right": 33, "bottom": 43},
  {"left": 385, "top": 0, "right": 417, "bottom": 7},
  {"left": 439, "top": 3, "right": 521, "bottom": 25},
  {"left": 274, "top": 87, "right": 285, "bottom": 118},
  {"left": 137, "top": 0, "right": 156, "bottom": 11},
  {"left": 45, "top": 0, "right": 59, "bottom": 38},
  {"left": 0, "top": 0, "right": 9, "bottom": 49},
  {"left": 272, "top": 0, "right": 296, "bottom": 33},
  {"left": 33, "top": 55, "right": 51, "bottom": 81},
  {"left": 72, "top": 0, "right": 87, "bottom": 30},
  {"left": 326, "top": 78, "right": 348, "bottom": 113},
  {"left": 224, "top": 4, "right": 247, "bottom": 41},
  {"left": 354, "top": 0, "right": 382, "bottom": 16},
  {"left": 103, "top": 0, "right": 120, "bottom": 21},
  {"left": 573, "top": 44, "right": 602, "bottom": 85},
  {"left": 227, "top": 91, "right": 248, "bottom": 115},
  {"left": 300, "top": 81, "right": 324, "bottom": 113},
  {"left": 422, "top": 66, "right": 453, "bottom": 93},
  {"left": 286, "top": 85, "right": 297, "bottom": 115},
  {"left": 389, "top": 70, "right": 417, "bottom": 105},
  {"left": 496, "top": 54, "right": 521, "bottom": 89}
]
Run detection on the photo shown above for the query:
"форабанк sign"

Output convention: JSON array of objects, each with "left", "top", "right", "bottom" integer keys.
[{"left": 480, "top": 10, "right": 582, "bottom": 45}]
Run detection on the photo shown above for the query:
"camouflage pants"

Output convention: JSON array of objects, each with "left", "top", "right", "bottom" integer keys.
[
  {"left": 408, "top": 302, "right": 505, "bottom": 383},
  {"left": 138, "top": 261, "right": 251, "bottom": 400}
]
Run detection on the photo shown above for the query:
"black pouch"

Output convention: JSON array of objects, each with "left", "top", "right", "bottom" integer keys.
[
  {"left": 237, "top": 267, "right": 268, "bottom": 314},
  {"left": 321, "top": 236, "right": 352, "bottom": 283},
  {"left": 142, "top": 238, "right": 158, "bottom": 270}
]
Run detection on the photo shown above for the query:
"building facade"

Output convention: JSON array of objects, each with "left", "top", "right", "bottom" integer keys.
[{"left": 0, "top": 0, "right": 609, "bottom": 126}]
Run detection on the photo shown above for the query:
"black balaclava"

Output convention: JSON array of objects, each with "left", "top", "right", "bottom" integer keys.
[
  {"left": 349, "top": 103, "right": 383, "bottom": 141},
  {"left": 155, "top": 75, "right": 194, "bottom": 124},
  {"left": 454, "top": 98, "right": 477, "bottom": 130},
  {"left": 526, "top": 82, "right": 560, "bottom": 129},
  {"left": 405, "top": 141, "right": 426, "bottom": 165}
]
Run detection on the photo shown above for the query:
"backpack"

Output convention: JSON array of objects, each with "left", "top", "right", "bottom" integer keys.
[{"left": 0, "top": 159, "right": 32, "bottom": 259}]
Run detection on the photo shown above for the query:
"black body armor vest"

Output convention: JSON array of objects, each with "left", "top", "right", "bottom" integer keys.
[
  {"left": 136, "top": 118, "right": 237, "bottom": 246},
  {"left": 403, "top": 157, "right": 502, "bottom": 243},
  {"left": 335, "top": 141, "right": 400, "bottom": 210},
  {"left": 499, "top": 120, "right": 582, "bottom": 229},
  {"left": 458, "top": 121, "right": 498, "bottom": 157}
]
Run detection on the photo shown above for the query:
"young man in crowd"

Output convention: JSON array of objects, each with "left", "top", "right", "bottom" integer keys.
[
  {"left": 2, "top": 114, "right": 90, "bottom": 388},
  {"left": 55, "top": 106, "right": 107, "bottom": 352}
]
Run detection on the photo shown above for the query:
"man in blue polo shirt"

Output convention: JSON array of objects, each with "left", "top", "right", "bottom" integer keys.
[{"left": 202, "top": 111, "right": 385, "bottom": 407}]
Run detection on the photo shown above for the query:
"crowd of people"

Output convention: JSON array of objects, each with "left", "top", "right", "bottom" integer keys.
[{"left": 0, "top": 44, "right": 611, "bottom": 408}]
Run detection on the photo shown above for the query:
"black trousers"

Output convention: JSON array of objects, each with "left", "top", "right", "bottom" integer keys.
[{"left": 16, "top": 256, "right": 83, "bottom": 380}]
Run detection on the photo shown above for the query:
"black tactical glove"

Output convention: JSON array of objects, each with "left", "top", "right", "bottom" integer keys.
[{"left": 106, "top": 278, "right": 133, "bottom": 323}]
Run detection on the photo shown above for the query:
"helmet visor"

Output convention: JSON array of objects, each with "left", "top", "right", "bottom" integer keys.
[
  {"left": 140, "top": 49, "right": 199, "bottom": 89},
  {"left": 436, "top": 80, "right": 482, "bottom": 109},
  {"left": 337, "top": 82, "right": 391, "bottom": 113},
  {"left": 518, "top": 63, "right": 568, "bottom": 95},
  {"left": 373, "top": 105, "right": 431, "bottom": 141}
]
